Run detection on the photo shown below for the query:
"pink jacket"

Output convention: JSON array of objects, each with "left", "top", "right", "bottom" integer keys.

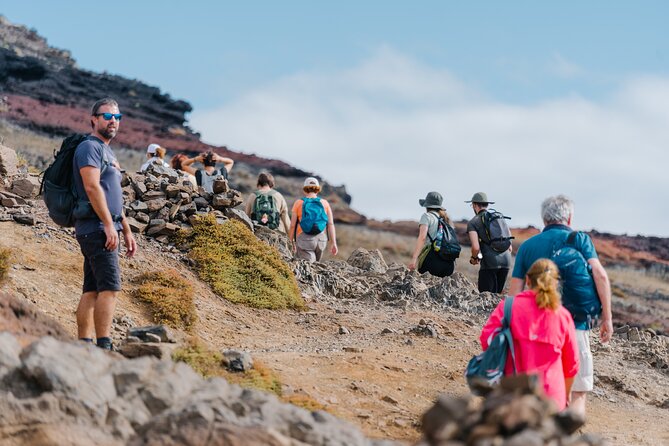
[{"left": 480, "top": 290, "right": 579, "bottom": 410}]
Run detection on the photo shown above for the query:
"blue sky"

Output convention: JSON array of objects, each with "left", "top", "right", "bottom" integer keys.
[{"left": 2, "top": 1, "right": 669, "bottom": 235}]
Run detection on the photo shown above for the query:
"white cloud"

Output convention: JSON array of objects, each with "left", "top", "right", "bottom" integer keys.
[
  {"left": 548, "top": 53, "right": 584, "bottom": 78},
  {"left": 190, "top": 48, "right": 669, "bottom": 237}
]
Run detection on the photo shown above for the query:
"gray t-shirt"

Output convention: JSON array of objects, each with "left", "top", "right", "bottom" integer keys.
[
  {"left": 467, "top": 211, "right": 511, "bottom": 270},
  {"left": 419, "top": 211, "right": 441, "bottom": 246},
  {"left": 73, "top": 136, "right": 123, "bottom": 236}
]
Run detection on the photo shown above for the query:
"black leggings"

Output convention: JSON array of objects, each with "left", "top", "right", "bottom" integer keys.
[
  {"left": 419, "top": 249, "right": 455, "bottom": 278},
  {"left": 478, "top": 268, "right": 509, "bottom": 293}
]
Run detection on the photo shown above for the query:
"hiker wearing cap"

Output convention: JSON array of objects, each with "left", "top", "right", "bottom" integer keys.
[
  {"left": 408, "top": 191, "right": 459, "bottom": 277},
  {"left": 508, "top": 195, "right": 613, "bottom": 417},
  {"left": 72, "top": 98, "right": 137, "bottom": 351},
  {"left": 139, "top": 143, "right": 169, "bottom": 172},
  {"left": 181, "top": 150, "right": 234, "bottom": 193},
  {"left": 289, "top": 177, "right": 338, "bottom": 262},
  {"left": 466, "top": 192, "right": 513, "bottom": 293},
  {"left": 480, "top": 259, "right": 579, "bottom": 410},
  {"left": 245, "top": 172, "right": 291, "bottom": 233}
]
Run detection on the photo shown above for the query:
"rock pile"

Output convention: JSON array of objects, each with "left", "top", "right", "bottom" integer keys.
[
  {"left": 293, "top": 247, "right": 497, "bottom": 316},
  {"left": 0, "top": 333, "right": 397, "bottom": 446},
  {"left": 121, "top": 163, "right": 247, "bottom": 243},
  {"left": 0, "top": 144, "right": 40, "bottom": 226},
  {"left": 418, "top": 375, "right": 609, "bottom": 446}
]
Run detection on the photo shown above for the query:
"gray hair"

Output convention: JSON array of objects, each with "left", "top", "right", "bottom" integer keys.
[
  {"left": 541, "top": 195, "right": 574, "bottom": 225},
  {"left": 91, "top": 98, "right": 119, "bottom": 116}
]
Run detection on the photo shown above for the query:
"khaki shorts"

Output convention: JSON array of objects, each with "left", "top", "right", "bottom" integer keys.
[
  {"left": 295, "top": 231, "right": 327, "bottom": 263},
  {"left": 572, "top": 329, "right": 594, "bottom": 392}
]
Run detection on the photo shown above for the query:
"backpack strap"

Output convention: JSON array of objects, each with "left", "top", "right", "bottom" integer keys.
[
  {"left": 566, "top": 230, "right": 579, "bottom": 245},
  {"left": 502, "top": 297, "right": 516, "bottom": 374},
  {"left": 425, "top": 211, "right": 441, "bottom": 243}
]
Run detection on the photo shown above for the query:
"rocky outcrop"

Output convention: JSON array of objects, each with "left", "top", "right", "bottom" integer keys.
[
  {"left": 0, "top": 292, "right": 70, "bottom": 343},
  {"left": 0, "top": 333, "right": 396, "bottom": 446},
  {"left": 418, "top": 375, "right": 608, "bottom": 446}
]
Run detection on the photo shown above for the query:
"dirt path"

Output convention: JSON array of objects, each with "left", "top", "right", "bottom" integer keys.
[{"left": 1, "top": 221, "right": 668, "bottom": 445}]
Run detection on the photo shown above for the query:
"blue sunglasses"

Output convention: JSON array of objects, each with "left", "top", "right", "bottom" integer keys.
[{"left": 95, "top": 112, "right": 123, "bottom": 121}]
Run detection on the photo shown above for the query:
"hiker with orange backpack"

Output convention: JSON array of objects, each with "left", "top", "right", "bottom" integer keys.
[{"left": 289, "top": 177, "right": 338, "bottom": 262}]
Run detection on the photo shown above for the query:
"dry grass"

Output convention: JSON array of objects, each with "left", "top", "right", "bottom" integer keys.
[
  {"left": 181, "top": 216, "right": 304, "bottom": 310},
  {"left": 133, "top": 269, "right": 197, "bottom": 331},
  {"left": 172, "top": 337, "right": 330, "bottom": 411},
  {"left": 0, "top": 247, "right": 12, "bottom": 285},
  {"left": 608, "top": 266, "right": 669, "bottom": 295}
]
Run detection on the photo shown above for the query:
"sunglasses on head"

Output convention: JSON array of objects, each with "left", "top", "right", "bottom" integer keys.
[{"left": 95, "top": 113, "right": 123, "bottom": 121}]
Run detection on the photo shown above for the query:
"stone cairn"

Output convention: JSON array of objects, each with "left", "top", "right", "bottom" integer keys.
[
  {"left": 0, "top": 144, "right": 40, "bottom": 225},
  {"left": 121, "top": 163, "right": 249, "bottom": 243},
  {"left": 418, "top": 375, "right": 609, "bottom": 446}
]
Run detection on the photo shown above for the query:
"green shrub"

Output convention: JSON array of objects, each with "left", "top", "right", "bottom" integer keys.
[
  {"left": 0, "top": 248, "right": 11, "bottom": 284},
  {"left": 134, "top": 269, "right": 197, "bottom": 331},
  {"left": 181, "top": 216, "right": 304, "bottom": 310}
]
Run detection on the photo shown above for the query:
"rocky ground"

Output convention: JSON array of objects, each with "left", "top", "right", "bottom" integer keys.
[{"left": 1, "top": 218, "right": 668, "bottom": 445}]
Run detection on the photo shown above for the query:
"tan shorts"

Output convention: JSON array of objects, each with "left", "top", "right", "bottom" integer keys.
[
  {"left": 572, "top": 329, "right": 594, "bottom": 392},
  {"left": 295, "top": 232, "right": 327, "bottom": 263}
]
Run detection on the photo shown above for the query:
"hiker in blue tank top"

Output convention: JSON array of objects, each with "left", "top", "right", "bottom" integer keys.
[
  {"left": 289, "top": 177, "right": 338, "bottom": 263},
  {"left": 508, "top": 194, "right": 612, "bottom": 417}
]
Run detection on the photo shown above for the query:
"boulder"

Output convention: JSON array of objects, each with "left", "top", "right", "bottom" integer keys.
[
  {"left": 347, "top": 248, "right": 388, "bottom": 273},
  {"left": 221, "top": 350, "right": 254, "bottom": 372},
  {"left": 224, "top": 208, "right": 254, "bottom": 232},
  {"left": 11, "top": 176, "right": 40, "bottom": 198},
  {"left": 0, "top": 144, "right": 18, "bottom": 177}
]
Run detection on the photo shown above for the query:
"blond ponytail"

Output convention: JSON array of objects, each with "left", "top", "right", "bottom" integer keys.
[{"left": 526, "top": 259, "right": 560, "bottom": 310}]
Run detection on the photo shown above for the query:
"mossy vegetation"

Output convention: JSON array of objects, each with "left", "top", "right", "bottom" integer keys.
[
  {"left": 180, "top": 216, "right": 304, "bottom": 310},
  {"left": 134, "top": 269, "right": 197, "bottom": 331},
  {"left": 172, "top": 338, "right": 327, "bottom": 411},
  {"left": 0, "top": 247, "right": 12, "bottom": 285},
  {"left": 172, "top": 338, "right": 281, "bottom": 395}
]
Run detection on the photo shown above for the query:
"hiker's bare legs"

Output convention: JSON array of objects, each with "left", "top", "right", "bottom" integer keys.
[
  {"left": 94, "top": 290, "right": 118, "bottom": 339},
  {"left": 570, "top": 391, "right": 587, "bottom": 417},
  {"left": 76, "top": 291, "right": 97, "bottom": 339}
]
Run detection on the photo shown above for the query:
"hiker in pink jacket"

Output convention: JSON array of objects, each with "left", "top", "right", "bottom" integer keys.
[{"left": 480, "top": 258, "right": 580, "bottom": 410}]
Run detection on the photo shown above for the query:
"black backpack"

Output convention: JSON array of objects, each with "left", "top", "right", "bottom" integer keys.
[
  {"left": 428, "top": 213, "right": 461, "bottom": 261},
  {"left": 252, "top": 190, "right": 280, "bottom": 229},
  {"left": 40, "top": 134, "right": 88, "bottom": 227},
  {"left": 480, "top": 209, "right": 514, "bottom": 252}
]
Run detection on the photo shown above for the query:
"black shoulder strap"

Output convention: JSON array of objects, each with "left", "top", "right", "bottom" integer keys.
[{"left": 566, "top": 230, "right": 579, "bottom": 245}]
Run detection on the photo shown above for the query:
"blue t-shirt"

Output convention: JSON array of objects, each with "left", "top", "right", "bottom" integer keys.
[
  {"left": 72, "top": 135, "right": 124, "bottom": 235},
  {"left": 512, "top": 224, "right": 598, "bottom": 279}
]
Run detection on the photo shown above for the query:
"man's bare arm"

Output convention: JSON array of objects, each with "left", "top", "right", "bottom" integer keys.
[{"left": 589, "top": 258, "right": 613, "bottom": 342}]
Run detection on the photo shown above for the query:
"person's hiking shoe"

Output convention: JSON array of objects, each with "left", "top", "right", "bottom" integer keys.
[{"left": 96, "top": 337, "right": 113, "bottom": 350}]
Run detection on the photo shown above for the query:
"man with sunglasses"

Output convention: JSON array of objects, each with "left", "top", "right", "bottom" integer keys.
[{"left": 72, "top": 97, "right": 137, "bottom": 350}]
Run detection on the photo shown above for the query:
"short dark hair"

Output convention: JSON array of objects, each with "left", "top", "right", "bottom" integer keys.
[
  {"left": 91, "top": 98, "right": 118, "bottom": 116},
  {"left": 257, "top": 172, "right": 275, "bottom": 188},
  {"left": 473, "top": 202, "right": 488, "bottom": 208},
  {"left": 203, "top": 151, "right": 216, "bottom": 167}
]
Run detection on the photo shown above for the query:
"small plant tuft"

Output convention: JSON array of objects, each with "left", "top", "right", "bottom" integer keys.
[
  {"left": 0, "top": 247, "right": 12, "bottom": 285},
  {"left": 180, "top": 216, "right": 304, "bottom": 310},
  {"left": 172, "top": 338, "right": 282, "bottom": 395},
  {"left": 134, "top": 269, "right": 197, "bottom": 331}
]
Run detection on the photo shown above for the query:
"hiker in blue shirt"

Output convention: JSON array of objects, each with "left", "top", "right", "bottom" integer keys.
[
  {"left": 509, "top": 194, "right": 612, "bottom": 417},
  {"left": 73, "top": 98, "right": 137, "bottom": 350}
]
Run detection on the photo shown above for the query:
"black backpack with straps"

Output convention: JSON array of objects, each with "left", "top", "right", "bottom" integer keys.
[
  {"left": 40, "top": 134, "right": 87, "bottom": 227},
  {"left": 480, "top": 209, "right": 514, "bottom": 253},
  {"left": 428, "top": 212, "right": 461, "bottom": 261}
]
